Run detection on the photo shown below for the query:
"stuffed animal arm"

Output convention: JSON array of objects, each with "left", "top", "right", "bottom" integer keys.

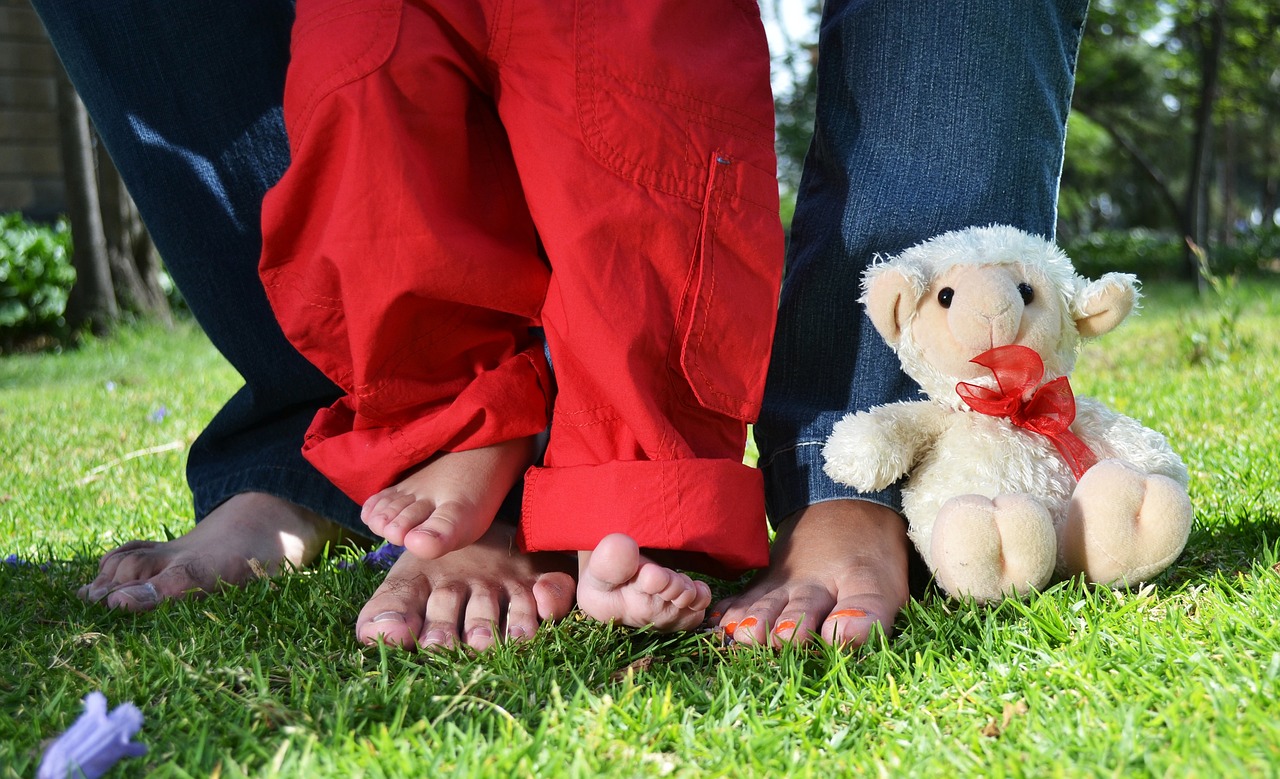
[{"left": 823, "top": 400, "right": 948, "bottom": 492}]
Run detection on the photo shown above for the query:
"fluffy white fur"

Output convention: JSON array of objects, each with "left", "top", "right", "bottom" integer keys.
[{"left": 824, "top": 225, "right": 1193, "bottom": 602}]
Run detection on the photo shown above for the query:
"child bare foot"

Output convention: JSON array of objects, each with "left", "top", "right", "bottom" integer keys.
[
  {"left": 712, "top": 500, "right": 910, "bottom": 647},
  {"left": 356, "top": 523, "right": 576, "bottom": 651},
  {"left": 361, "top": 437, "right": 535, "bottom": 561},
  {"left": 576, "top": 533, "right": 712, "bottom": 631},
  {"left": 78, "top": 492, "right": 348, "bottom": 612}
]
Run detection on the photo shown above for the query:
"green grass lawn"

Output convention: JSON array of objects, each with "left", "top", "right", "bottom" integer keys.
[{"left": 3, "top": 281, "right": 1280, "bottom": 777}]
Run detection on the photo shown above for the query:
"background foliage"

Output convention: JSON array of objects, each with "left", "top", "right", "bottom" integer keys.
[
  {"left": 766, "top": 0, "right": 1280, "bottom": 280},
  {"left": 0, "top": 213, "right": 74, "bottom": 350}
]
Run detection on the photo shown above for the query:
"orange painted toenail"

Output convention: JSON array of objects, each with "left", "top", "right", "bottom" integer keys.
[
  {"left": 738, "top": 617, "right": 759, "bottom": 629},
  {"left": 708, "top": 611, "right": 723, "bottom": 620},
  {"left": 826, "top": 608, "right": 868, "bottom": 620},
  {"left": 773, "top": 620, "right": 798, "bottom": 635},
  {"left": 724, "top": 621, "right": 739, "bottom": 634}
]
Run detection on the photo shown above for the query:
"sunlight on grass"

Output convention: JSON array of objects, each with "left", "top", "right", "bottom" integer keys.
[{"left": 3, "top": 283, "right": 1280, "bottom": 777}]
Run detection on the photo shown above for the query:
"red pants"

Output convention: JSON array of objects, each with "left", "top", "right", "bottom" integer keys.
[{"left": 260, "top": 0, "right": 783, "bottom": 576}]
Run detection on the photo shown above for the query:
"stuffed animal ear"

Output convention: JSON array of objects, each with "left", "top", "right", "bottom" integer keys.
[
  {"left": 1074, "top": 272, "right": 1138, "bottom": 337},
  {"left": 864, "top": 268, "right": 919, "bottom": 346}
]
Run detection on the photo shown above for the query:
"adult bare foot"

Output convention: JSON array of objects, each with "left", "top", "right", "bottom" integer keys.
[
  {"left": 78, "top": 492, "right": 349, "bottom": 612},
  {"left": 356, "top": 523, "right": 576, "bottom": 651},
  {"left": 713, "top": 500, "right": 910, "bottom": 647},
  {"left": 361, "top": 437, "right": 535, "bottom": 561},
  {"left": 576, "top": 533, "right": 712, "bottom": 631}
]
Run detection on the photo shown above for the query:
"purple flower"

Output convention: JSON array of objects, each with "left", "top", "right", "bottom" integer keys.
[
  {"left": 147, "top": 406, "right": 169, "bottom": 423},
  {"left": 362, "top": 543, "right": 406, "bottom": 570},
  {"left": 38, "top": 692, "right": 146, "bottom": 779},
  {"left": 4, "top": 553, "right": 55, "bottom": 571}
]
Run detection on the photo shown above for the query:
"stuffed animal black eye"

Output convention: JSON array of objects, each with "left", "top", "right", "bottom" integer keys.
[
  {"left": 1018, "top": 283, "right": 1034, "bottom": 304},
  {"left": 938, "top": 287, "right": 954, "bottom": 308}
]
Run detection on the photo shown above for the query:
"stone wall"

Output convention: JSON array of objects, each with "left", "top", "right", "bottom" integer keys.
[{"left": 0, "top": 0, "right": 62, "bottom": 219}]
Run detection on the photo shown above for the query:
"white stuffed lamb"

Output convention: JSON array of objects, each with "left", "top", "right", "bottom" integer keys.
[{"left": 823, "top": 225, "right": 1192, "bottom": 602}]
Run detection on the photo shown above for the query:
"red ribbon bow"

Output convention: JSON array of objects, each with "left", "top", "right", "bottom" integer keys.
[{"left": 956, "top": 344, "right": 1099, "bottom": 480}]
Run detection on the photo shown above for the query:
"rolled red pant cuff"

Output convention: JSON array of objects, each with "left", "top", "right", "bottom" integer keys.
[
  {"left": 300, "top": 347, "right": 553, "bottom": 503},
  {"left": 518, "top": 458, "right": 769, "bottom": 578}
]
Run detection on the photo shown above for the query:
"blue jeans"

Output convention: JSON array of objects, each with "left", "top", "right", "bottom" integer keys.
[
  {"left": 31, "top": 0, "right": 367, "bottom": 534},
  {"left": 756, "top": 0, "right": 1089, "bottom": 524}
]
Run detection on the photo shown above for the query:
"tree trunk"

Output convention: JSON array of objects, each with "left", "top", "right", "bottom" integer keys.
[
  {"left": 54, "top": 64, "right": 116, "bottom": 331},
  {"left": 1182, "top": 0, "right": 1226, "bottom": 291},
  {"left": 96, "top": 144, "right": 172, "bottom": 324},
  {"left": 1262, "top": 130, "right": 1278, "bottom": 226},
  {"left": 1218, "top": 119, "right": 1237, "bottom": 248}
]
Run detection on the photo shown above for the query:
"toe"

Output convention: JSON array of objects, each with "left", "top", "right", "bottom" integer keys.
[
  {"left": 635, "top": 562, "right": 677, "bottom": 598},
  {"left": 462, "top": 585, "right": 502, "bottom": 652},
  {"left": 505, "top": 586, "right": 540, "bottom": 642},
  {"left": 692, "top": 580, "right": 712, "bottom": 611},
  {"left": 419, "top": 582, "right": 466, "bottom": 651},
  {"left": 730, "top": 616, "right": 767, "bottom": 645},
  {"left": 104, "top": 581, "right": 162, "bottom": 612},
  {"left": 766, "top": 584, "right": 836, "bottom": 646},
  {"left": 400, "top": 509, "right": 457, "bottom": 559},
  {"left": 379, "top": 499, "right": 437, "bottom": 545},
  {"left": 531, "top": 571, "right": 576, "bottom": 621},
  {"left": 583, "top": 534, "right": 642, "bottom": 590},
  {"left": 769, "top": 616, "right": 803, "bottom": 644},
  {"left": 356, "top": 558, "right": 432, "bottom": 649},
  {"left": 669, "top": 578, "right": 711, "bottom": 611},
  {"left": 81, "top": 580, "right": 112, "bottom": 604},
  {"left": 722, "top": 589, "right": 792, "bottom": 646},
  {"left": 821, "top": 596, "right": 897, "bottom": 647},
  {"left": 103, "top": 562, "right": 211, "bottom": 611},
  {"left": 403, "top": 501, "right": 492, "bottom": 562},
  {"left": 95, "top": 540, "right": 157, "bottom": 576},
  {"left": 86, "top": 543, "right": 162, "bottom": 599},
  {"left": 362, "top": 610, "right": 421, "bottom": 649},
  {"left": 361, "top": 491, "right": 410, "bottom": 532}
]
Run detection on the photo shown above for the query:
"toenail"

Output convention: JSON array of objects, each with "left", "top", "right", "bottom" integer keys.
[
  {"left": 112, "top": 581, "right": 159, "bottom": 607},
  {"left": 86, "top": 585, "right": 109, "bottom": 602},
  {"left": 372, "top": 611, "right": 406, "bottom": 624},
  {"left": 773, "top": 619, "right": 798, "bottom": 635},
  {"left": 708, "top": 611, "right": 723, "bottom": 620},
  {"left": 826, "top": 608, "right": 868, "bottom": 621},
  {"left": 506, "top": 625, "right": 529, "bottom": 640},
  {"left": 724, "top": 621, "right": 739, "bottom": 634},
  {"left": 423, "top": 630, "right": 449, "bottom": 645},
  {"left": 738, "top": 617, "right": 759, "bottom": 629}
]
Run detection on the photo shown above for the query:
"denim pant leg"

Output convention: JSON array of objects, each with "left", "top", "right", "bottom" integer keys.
[
  {"left": 757, "top": 0, "right": 1089, "bottom": 524},
  {"left": 31, "top": 0, "right": 366, "bottom": 534}
]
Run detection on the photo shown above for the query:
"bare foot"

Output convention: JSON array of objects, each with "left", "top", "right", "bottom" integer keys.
[
  {"left": 361, "top": 437, "right": 535, "bottom": 561},
  {"left": 78, "top": 492, "right": 348, "bottom": 612},
  {"left": 575, "top": 533, "right": 712, "bottom": 631},
  {"left": 356, "top": 523, "right": 576, "bottom": 651},
  {"left": 712, "top": 500, "right": 910, "bottom": 647}
]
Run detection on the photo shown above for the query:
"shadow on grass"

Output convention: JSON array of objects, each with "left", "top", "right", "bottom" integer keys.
[{"left": 1160, "top": 513, "right": 1280, "bottom": 585}]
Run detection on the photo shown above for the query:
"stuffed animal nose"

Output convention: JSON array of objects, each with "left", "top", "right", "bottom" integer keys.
[{"left": 949, "top": 279, "right": 1023, "bottom": 351}]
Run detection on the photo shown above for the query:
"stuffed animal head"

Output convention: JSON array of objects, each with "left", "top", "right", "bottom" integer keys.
[{"left": 861, "top": 225, "right": 1139, "bottom": 402}]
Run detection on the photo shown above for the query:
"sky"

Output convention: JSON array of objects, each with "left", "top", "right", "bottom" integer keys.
[{"left": 761, "top": 0, "right": 818, "bottom": 92}]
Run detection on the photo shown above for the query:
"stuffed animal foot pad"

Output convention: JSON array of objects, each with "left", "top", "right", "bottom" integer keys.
[
  {"left": 929, "top": 494, "right": 1057, "bottom": 603},
  {"left": 1058, "top": 459, "right": 1193, "bottom": 586}
]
